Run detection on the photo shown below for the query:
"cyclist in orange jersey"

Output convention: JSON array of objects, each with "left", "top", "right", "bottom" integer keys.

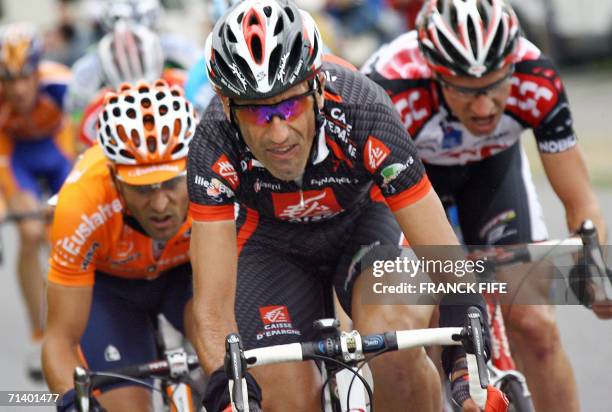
[
  {"left": 42, "top": 80, "right": 196, "bottom": 412},
  {"left": 0, "top": 22, "right": 75, "bottom": 381}
]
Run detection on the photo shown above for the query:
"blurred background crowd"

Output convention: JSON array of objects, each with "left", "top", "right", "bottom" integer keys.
[{"left": 2, "top": 0, "right": 611, "bottom": 70}]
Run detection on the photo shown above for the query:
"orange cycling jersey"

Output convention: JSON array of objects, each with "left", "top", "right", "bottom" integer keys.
[{"left": 48, "top": 145, "right": 191, "bottom": 287}]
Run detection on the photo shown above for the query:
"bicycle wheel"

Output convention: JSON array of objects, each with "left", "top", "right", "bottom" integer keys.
[{"left": 500, "top": 377, "right": 535, "bottom": 412}]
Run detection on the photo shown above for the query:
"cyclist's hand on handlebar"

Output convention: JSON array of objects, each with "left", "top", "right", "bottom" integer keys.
[
  {"left": 456, "top": 387, "right": 509, "bottom": 412},
  {"left": 203, "top": 367, "right": 262, "bottom": 412},
  {"left": 592, "top": 301, "right": 612, "bottom": 319}
]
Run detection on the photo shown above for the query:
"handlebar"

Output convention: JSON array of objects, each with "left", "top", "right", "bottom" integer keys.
[
  {"left": 469, "top": 220, "right": 612, "bottom": 304},
  {"left": 225, "top": 306, "right": 490, "bottom": 412},
  {"left": 73, "top": 349, "right": 200, "bottom": 412}
]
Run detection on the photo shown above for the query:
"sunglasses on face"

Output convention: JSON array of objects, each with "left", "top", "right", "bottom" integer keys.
[
  {"left": 437, "top": 65, "right": 515, "bottom": 101},
  {"left": 229, "top": 88, "right": 316, "bottom": 126}
]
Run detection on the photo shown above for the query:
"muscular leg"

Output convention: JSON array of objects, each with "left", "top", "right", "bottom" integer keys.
[
  {"left": 351, "top": 274, "right": 440, "bottom": 412},
  {"left": 98, "top": 387, "right": 152, "bottom": 412},
  {"left": 504, "top": 304, "right": 579, "bottom": 412},
  {"left": 10, "top": 191, "right": 46, "bottom": 338}
]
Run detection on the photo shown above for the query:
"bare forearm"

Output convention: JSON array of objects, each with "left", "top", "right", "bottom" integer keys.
[
  {"left": 564, "top": 201, "right": 607, "bottom": 244},
  {"left": 42, "top": 336, "right": 84, "bottom": 394},
  {"left": 192, "top": 297, "right": 238, "bottom": 374}
]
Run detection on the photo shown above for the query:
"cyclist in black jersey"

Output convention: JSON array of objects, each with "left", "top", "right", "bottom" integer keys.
[
  {"left": 364, "top": 1, "right": 609, "bottom": 411},
  {"left": 187, "top": 1, "right": 508, "bottom": 411}
]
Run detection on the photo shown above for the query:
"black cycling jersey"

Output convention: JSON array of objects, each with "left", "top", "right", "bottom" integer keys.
[{"left": 187, "top": 60, "right": 431, "bottom": 223}]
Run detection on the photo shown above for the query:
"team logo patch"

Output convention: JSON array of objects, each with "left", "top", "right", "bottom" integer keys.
[
  {"left": 212, "top": 154, "right": 240, "bottom": 189},
  {"left": 259, "top": 305, "right": 291, "bottom": 325},
  {"left": 257, "top": 306, "right": 301, "bottom": 341},
  {"left": 363, "top": 135, "right": 391, "bottom": 173},
  {"left": 271, "top": 188, "right": 343, "bottom": 222}
]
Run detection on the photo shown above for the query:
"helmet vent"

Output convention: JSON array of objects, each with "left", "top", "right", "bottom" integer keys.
[
  {"left": 226, "top": 26, "right": 237, "bottom": 43},
  {"left": 250, "top": 35, "right": 263, "bottom": 64},
  {"left": 284, "top": 7, "right": 295, "bottom": 22},
  {"left": 438, "top": 30, "right": 469, "bottom": 68},
  {"left": 467, "top": 17, "right": 478, "bottom": 56},
  {"left": 161, "top": 126, "right": 170, "bottom": 144},
  {"left": 286, "top": 36, "right": 303, "bottom": 75},
  {"left": 147, "top": 136, "right": 157, "bottom": 153},
  {"left": 218, "top": 22, "right": 226, "bottom": 37},
  {"left": 237, "top": 12, "right": 245, "bottom": 24},
  {"left": 171, "top": 143, "right": 184, "bottom": 155},
  {"left": 131, "top": 129, "right": 141, "bottom": 147},
  {"left": 119, "top": 149, "right": 135, "bottom": 160},
  {"left": 311, "top": 35, "right": 319, "bottom": 63},
  {"left": 263, "top": 6, "right": 272, "bottom": 17},
  {"left": 274, "top": 17, "right": 284, "bottom": 36},
  {"left": 233, "top": 53, "right": 257, "bottom": 84},
  {"left": 269, "top": 44, "right": 282, "bottom": 80},
  {"left": 486, "top": 22, "right": 505, "bottom": 64}
]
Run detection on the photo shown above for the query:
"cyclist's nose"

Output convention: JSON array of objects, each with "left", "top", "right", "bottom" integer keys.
[
  {"left": 469, "top": 93, "right": 496, "bottom": 117},
  {"left": 148, "top": 190, "right": 171, "bottom": 213},
  {"left": 266, "top": 116, "right": 291, "bottom": 144}
]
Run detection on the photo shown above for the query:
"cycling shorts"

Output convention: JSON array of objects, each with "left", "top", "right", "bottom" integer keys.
[
  {"left": 79, "top": 264, "right": 192, "bottom": 391},
  {"left": 234, "top": 199, "right": 403, "bottom": 350},
  {"left": 0, "top": 129, "right": 73, "bottom": 199},
  {"left": 425, "top": 142, "right": 548, "bottom": 245}
]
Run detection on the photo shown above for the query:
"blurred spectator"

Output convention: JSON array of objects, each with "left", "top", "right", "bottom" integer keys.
[
  {"left": 387, "top": 0, "right": 424, "bottom": 30},
  {"left": 42, "top": 0, "right": 89, "bottom": 66},
  {"left": 324, "top": 0, "right": 405, "bottom": 65}
]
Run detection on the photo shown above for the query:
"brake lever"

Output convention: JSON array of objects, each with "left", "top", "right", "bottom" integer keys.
[
  {"left": 74, "top": 366, "right": 92, "bottom": 412},
  {"left": 459, "top": 307, "right": 489, "bottom": 409},
  {"left": 225, "top": 333, "right": 249, "bottom": 412},
  {"left": 578, "top": 221, "right": 612, "bottom": 302}
]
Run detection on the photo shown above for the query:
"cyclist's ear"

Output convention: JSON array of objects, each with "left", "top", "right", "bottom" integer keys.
[
  {"left": 218, "top": 94, "right": 232, "bottom": 121},
  {"left": 315, "top": 72, "right": 325, "bottom": 110},
  {"left": 108, "top": 164, "right": 127, "bottom": 205}
]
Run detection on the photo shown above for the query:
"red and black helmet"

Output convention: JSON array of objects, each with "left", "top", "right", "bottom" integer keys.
[{"left": 204, "top": 0, "right": 323, "bottom": 99}]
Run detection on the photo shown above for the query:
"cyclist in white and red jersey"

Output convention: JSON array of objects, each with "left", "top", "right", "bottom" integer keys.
[
  {"left": 68, "top": 0, "right": 199, "bottom": 136},
  {"left": 363, "top": 1, "right": 608, "bottom": 410},
  {"left": 187, "top": 1, "right": 508, "bottom": 411},
  {"left": 75, "top": 21, "right": 187, "bottom": 147}
]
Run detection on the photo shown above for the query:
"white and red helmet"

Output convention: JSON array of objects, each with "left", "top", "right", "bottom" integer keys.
[
  {"left": 204, "top": 0, "right": 323, "bottom": 99},
  {"left": 97, "top": 80, "right": 195, "bottom": 185},
  {"left": 417, "top": 0, "right": 520, "bottom": 77}
]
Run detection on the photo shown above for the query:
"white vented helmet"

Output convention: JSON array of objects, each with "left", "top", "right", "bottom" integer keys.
[
  {"left": 417, "top": 0, "right": 520, "bottom": 77},
  {"left": 97, "top": 21, "right": 164, "bottom": 89},
  {"left": 205, "top": 0, "right": 323, "bottom": 99},
  {"left": 102, "top": 0, "right": 162, "bottom": 31},
  {"left": 97, "top": 79, "right": 195, "bottom": 167}
]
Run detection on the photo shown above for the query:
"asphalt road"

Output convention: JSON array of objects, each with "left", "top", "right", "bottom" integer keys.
[{"left": 0, "top": 71, "right": 610, "bottom": 411}]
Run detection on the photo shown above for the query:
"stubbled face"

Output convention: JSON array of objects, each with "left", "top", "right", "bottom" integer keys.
[
  {"left": 438, "top": 65, "right": 514, "bottom": 136},
  {"left": 1, "top": 72, "right": 39, "bottom": 114},
  {"left": 116, "top": 174, "right": 189, "bottom": 241},
  {"left": 223, "top": 77, "right": 325, "bottom": 181}
]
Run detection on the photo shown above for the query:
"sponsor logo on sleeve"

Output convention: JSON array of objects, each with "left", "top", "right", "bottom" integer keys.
[
  {"left": 363, "top": 135, "right": 391, "bottom": 173},
  {"left": 212, "top": 154, "right": 240, "bottom": 189},
  {"left": 194, "top": 175, "right": 235, "bottom": 202}
]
